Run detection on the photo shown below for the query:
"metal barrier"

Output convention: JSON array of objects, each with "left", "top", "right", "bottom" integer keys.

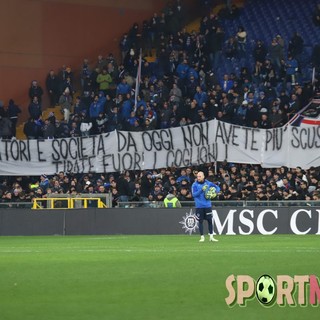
[
  {"left": 0, "top": 202, "right": 33, "bottom": 209},
  {"left": 116, "top": 200, "right": 320, "bottom": 208},
  {"left": 0, "top": 199, "right": 319, "bottom": 210},
  {"left": 32, "top": 197, "right": 107, "bottom": 209},
  {"left": 46, "top": 193, "right": 112, "bottom": 208}
]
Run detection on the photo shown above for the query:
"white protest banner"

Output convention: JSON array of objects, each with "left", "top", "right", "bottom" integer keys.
[
  {"left": 261, "top": 127, "right": 290, "bottom": 168},
  {"left": 214, "top": 121, "right": 262, "bottom": 165},
  {"left": 142, "top": 121, "right": 217, "bottom": 169},
  {"left": 0, "top": 132, "right": 117, "bottom": 175},
  {"left": 287, "top": 126, "right": 320, "bottom": 168},
  {"left": 0, "top": 120, "right": 319, "bottom": 175}
]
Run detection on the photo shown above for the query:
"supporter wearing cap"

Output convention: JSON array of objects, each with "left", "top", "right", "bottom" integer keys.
[
  {"left": 234, "top": 100, "right": 248, "bottom": 125},
  {"left": 179, "top": 178, "right": 190, "bottom": 189},
  {"left": 152, "top": 182, "right": 163, "bottom": 198},
  {"left": 177, "top": 186, "right": 192, "bottom": 202}
]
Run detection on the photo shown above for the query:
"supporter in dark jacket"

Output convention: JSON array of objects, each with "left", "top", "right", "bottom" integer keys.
[
  {"left": 28, "top": 97, "right": 42, "bottom": 120},
  {"left": 140, "top": 171, "right": 153, "bottom": 201},
  {"left": 8, "top": 99, "right": 21, "bottom": 137},
  {"left": 46, "top": 70, "right": 60, "bottom": 107},
  {"left": 0, "top": 116, "right": 12, "bottom": 139},
  {"left": 117, "top": 173, "right": 131, "bottom": 206},
  {"left": 28, "top": 80, "right": 44, "bottom": 103},
  {"left": 23, "top": 118, "right": 38, "bottom": 139}
]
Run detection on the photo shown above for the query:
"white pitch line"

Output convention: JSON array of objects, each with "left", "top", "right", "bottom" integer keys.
[{"left": 0, "top": 248, "right": 319, "bottom": 254}]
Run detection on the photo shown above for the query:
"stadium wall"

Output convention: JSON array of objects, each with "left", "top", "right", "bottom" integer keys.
[
  {"left": 0, "top": 0, "right": 166, "bottom": 118},
  {"left": 0, "top": 0, "right": 199, "bottom": 122},
  {"left": 0, "top": 207, "right": 319, "bottom": 236}
]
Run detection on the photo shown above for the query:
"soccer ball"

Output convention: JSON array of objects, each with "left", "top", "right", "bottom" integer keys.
[
  {"left": 256, "top": 275, "right": 276, "bottom": 305},
  {"left": 205, "top": 187, "right": 217, "bottom": 200}
]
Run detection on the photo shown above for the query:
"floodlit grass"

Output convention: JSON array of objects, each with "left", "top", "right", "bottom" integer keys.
[{"left": 0, "top": 235, "right": 319, "bottom": 320}]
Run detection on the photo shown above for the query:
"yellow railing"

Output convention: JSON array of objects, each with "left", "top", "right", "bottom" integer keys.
[{"left": 32, "top": 198, "right": 107, "bottom": 209}]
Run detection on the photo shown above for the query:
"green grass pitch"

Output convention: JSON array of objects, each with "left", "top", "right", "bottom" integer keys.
[{"left": 0, "top": 235, "right": 319, "bottom": 320}]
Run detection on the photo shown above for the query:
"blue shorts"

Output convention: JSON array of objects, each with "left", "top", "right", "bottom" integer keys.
[{"left": 195, "top": 207, "right": 213, "bottom": 221}]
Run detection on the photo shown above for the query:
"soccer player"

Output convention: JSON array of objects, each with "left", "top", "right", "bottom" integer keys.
[{"left": 192, "top": 171, "right": 220, "bottom": 242}]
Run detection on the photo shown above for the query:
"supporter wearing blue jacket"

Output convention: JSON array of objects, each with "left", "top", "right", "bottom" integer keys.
[
  {"left": 286, "top": 55, "right": 298, "bottom": 84},
  {"left": 121, "top": 94, "right": 133, "bottom": 121},
  {"left": 176, "top": 59, "right": 189, "bottom": 79},
  {"left": 89, "top": 95, "right": 104, "bottom": 119},
  {"left": 116, "top": 78, "right": 131, "bottom": 96},
  {"left": 194, "top": 86, "right": 208, "bottom": 107}
]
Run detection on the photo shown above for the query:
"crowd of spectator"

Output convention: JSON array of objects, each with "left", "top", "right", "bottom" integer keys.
[
  {"left": 11, "top": 1, "right": 318, "bottom": 140},
  {"left": 0, "top": 163, "right": 320, "bottom": 207},
  {"left": 0, "top": 0, "right": 320, "bottom": 207}
]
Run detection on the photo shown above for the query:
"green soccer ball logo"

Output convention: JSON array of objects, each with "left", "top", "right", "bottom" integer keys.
[
  {"left": 205, "top": 187, "right": 217, "bottom": 200},
  {"left": 256, "top": 275, "right": 276, "bottom": 305}
]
